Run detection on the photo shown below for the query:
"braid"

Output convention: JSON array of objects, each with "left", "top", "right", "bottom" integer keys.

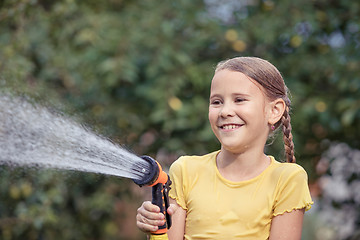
[{"left": 282, "top": 105, "right": 296, "bottom": 163}]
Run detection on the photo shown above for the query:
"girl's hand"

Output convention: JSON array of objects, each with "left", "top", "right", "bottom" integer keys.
[
  {"left": 137, "top": 200, "right": 185, "bottom": 239},
  {"left": 136, "top": 201, "right": 165, "bottom": 233}
]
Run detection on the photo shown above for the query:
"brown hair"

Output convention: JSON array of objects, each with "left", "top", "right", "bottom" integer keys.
[{"left": 215, "top": 57, "right": 296, "bottom": 163}]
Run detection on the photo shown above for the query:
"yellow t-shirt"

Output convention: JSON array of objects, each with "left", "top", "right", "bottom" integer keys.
[{"left": 169, "top": 151, "right": 313, "bottom": 240}]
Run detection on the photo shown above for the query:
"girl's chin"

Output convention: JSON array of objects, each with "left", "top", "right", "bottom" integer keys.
[{"left": 220, "top": 143, "right": 245, "bottom": 152}]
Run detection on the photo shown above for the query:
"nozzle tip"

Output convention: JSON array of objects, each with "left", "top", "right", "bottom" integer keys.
[{"left": 133, "top": 156, "right": 159, "bottom": 187}]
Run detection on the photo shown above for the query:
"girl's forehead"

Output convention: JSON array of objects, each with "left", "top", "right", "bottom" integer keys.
[{"left": 210, "top": 69, "right": 265, "bottom": 95}]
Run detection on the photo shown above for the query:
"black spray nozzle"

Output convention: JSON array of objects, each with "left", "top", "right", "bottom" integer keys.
[{"left": 133, "top": 155, "right": 160, "bottom": 187}]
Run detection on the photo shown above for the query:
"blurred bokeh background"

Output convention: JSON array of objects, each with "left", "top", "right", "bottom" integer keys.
[{"left": 0, "top": 0, "right": 359, "bottom": 239}]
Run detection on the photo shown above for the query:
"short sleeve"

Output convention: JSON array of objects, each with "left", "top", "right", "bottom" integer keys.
[
  {"left": 168, "top": 157, "right": 188, "bottom": 210},
  {"left": 273, "top": 166, "right": 313, "bottom": 216}
]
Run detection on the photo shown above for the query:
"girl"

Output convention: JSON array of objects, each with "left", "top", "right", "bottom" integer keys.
[{"left": 136, "top": 57, "right": 313, "bottom": 240}]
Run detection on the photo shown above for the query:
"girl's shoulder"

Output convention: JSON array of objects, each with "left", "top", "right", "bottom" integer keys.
[
  {"left": 175, "top": 150, "right": 218, "bottom": 163},
  {"left": 170, "top": 151, "right": 219, "bottom": 172},
  {"left": 270, "top": 158, "right": 309, "bottom": 181}
]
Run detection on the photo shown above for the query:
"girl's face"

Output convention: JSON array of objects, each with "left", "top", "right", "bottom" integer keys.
[{"left": 208, "top": 69, "right": 273, "bottom": 154}]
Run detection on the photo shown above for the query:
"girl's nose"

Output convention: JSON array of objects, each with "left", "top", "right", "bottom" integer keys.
[{"left": 219, "top": 103, "right": 235, "bottom": 117}]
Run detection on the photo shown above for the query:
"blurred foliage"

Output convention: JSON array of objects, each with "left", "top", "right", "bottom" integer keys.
[{"left": 0, "top": 0, "right": 359, "bottom": 239}]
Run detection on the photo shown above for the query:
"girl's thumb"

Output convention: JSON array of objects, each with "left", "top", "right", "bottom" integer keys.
[{"left": 167, "top": 203, "right": 178, "bottom": 216}]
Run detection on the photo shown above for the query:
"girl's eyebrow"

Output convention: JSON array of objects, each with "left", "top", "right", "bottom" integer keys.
[
  {"left": 209, "top": 93, "right": 222, "bottom": 99},
  {"left": 210, "top": 93, "right": 251, "bottom": 98},
  {"left": 233, "top": 93, "right": 251, "bottom": 97}
]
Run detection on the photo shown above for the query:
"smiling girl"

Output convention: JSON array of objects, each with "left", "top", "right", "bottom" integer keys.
[{"left": 136, "top": 57, "right": 313, "bottom": 240}]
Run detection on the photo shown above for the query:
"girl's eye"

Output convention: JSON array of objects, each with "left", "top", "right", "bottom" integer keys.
[
  {"left": 211, "top": 99, "right": 222, "bottom": 105},
  {"left": 235, "top": 98, "right": 245, "bottom": 103}
]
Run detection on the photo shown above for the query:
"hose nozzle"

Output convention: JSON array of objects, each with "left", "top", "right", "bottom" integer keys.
[
  {"left": 133, "top": 155, "right": 168, "bottom": 187},
  {"left": 133, "top": 155, "right": 172, "bottom": 235}
]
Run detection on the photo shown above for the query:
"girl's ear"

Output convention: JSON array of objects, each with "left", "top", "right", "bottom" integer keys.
[{"left": 268, "top": 98, "right": 286, "bottom": 125}]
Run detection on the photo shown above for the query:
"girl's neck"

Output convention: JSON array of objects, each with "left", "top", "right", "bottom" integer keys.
[{"left": 216, "top": 148, "right": 271, "bottom": 182}]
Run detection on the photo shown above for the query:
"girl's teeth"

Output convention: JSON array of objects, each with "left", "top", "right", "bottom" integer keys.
[{"left": 223, "top": 125, "right": 238, "bottom": 130}]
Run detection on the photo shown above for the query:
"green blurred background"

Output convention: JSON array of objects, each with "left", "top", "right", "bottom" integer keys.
[{"left": 0, "top": 0, "right": 359, "bottom": 239}]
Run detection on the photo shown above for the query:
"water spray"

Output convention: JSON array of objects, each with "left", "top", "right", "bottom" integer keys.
[{"left": 0, "top": 93, "right": 172, "bottom": 237}]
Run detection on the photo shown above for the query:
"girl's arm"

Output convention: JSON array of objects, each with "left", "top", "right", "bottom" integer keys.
[
  {"left": 136, "top": 199, "right": 186, "bottom": 240},
  {"left": 167, "top": 199, "right": 186, "bottom": 240},
  {"left": 269, "top": 208, "right": 305, "bottom": 240}
]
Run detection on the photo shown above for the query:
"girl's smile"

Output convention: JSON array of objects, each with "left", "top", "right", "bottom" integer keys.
[{"left": 219, "top": 123, "right": 244, "bottom": 131}]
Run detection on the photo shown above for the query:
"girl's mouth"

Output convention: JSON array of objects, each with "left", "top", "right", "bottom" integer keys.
[{"left": 219, "top": 124, "right": 243, "bottom": 130}]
